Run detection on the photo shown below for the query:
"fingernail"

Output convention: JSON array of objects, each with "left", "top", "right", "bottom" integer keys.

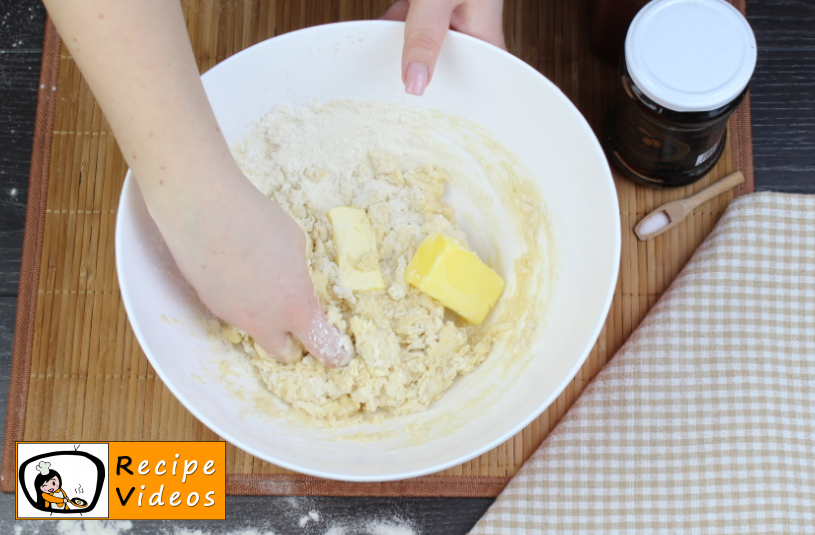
[{"left": 405, "top": 62, "right": 428, "bottom": 96}]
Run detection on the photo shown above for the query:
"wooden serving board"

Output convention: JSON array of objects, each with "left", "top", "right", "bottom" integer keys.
[{"left": 1, "top": 0, "right": 754, "bottom": 495}]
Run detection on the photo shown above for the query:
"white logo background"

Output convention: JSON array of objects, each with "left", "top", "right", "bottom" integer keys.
[{"left": 17, "top": 443, "right": 109, "bottom": 519}]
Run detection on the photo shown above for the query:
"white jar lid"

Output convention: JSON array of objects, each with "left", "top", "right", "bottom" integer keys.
[{"left": 625, "top": 0, "right": 757, "bottom": 113}]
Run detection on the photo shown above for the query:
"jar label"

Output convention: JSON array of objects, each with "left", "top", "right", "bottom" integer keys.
[
  {"left": 607, "top": 94, "right": 730, "bottom": 182},
  {"left": 618, "top": 104, "right": 690, "bottom": 163}
]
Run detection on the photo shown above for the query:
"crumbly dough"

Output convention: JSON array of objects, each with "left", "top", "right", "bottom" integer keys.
[
  {"left": 220, "top": 99, "right": 550, "bottom": 425},
  {"left": 223, "top": 155, "right": 496, "bottom": 422}
]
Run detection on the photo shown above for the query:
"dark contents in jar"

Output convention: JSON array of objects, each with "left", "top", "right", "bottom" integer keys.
[{"left": 604, "top": 58, "right": 747, "bottom": 188}]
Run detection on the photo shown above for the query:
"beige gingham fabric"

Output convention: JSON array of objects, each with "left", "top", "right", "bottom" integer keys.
[{"left": 471, "top": 192, "right": 815, "bottom": 534}]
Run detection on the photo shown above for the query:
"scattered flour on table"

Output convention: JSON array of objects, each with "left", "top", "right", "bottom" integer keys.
[
  {"left": 56, "top": 521, "right": 133, "bottom": 535},
  {"left": 363, "top": 520, "right": 417, "bottom": 535},
  {"left": 298, "top": 509, "right": 321, "bottom": 527},
  {"left": 320, "top": 518, "right": 417, "bottom": 535},
  {"left": 12, "top": 512, "right": 417, "bottom": 535},
  {"left": 278, "top": 496, "right": 417, "bottom": 534},
  {"left": 175, "top": 530, "right": 277, "bottom": 535},
  {"left": 174, "top": 530, "right": 277, "bottom": 535}
]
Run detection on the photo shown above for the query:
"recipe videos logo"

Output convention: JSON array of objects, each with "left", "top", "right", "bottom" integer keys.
[
  {"left": 16, "top": 442, "right": 225, "bottom": 520},
  {"left": 16, "top": 443, "right": 108, "bottom": 519}
]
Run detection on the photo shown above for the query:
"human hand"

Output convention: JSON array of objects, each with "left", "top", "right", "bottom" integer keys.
[
  {"left": 40, "top": 1, "right": 349, "bottom": 369},
  {"left": 381, "top": 0, "right": 506, "bottom": 95},
  {"left": 151, "top": 166, "right": 353, "bottom": 369}
]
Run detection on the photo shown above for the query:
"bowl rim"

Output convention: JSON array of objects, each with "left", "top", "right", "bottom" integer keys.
[{"left": 115, "top": 19, "right": 621, "bottom": 482}]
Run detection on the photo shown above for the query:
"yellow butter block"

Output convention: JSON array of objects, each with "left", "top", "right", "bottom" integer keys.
[
  {"left": 406, "top": 233, "right": 505, "bottom": 324},
  {"left": 328, "top": 207, "right": 385, "bottom": 291}
]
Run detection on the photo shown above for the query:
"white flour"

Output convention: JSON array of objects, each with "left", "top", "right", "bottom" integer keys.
[
  {"left": 314, "top": 518, "right": 417, "bottom": 535},
  {"left": 362, "top": 520, "right": 417, "bottom": 535},
  {"left": 174, "top": 530, "right": 277, "bottom": 535},
  {"left": 10, "top": 515, "right": 417, "bottom": 535},
  {"left": 298, "top": 509, "right": 321, "bottom": 527},
  {"left": 56, "top": 521, "right": 133, "bottom": 535},
  {"left": 10, "top": 495, "right": 419, "bottom": 535}
]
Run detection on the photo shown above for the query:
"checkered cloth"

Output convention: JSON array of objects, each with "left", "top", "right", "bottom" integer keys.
[{"left": 471, "top": 192, "right": 815, "bottom": 534}]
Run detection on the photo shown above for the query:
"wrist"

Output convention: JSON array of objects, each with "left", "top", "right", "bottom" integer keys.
[{"left": 139, "top": 154, "right": 246, "bottom": 233}]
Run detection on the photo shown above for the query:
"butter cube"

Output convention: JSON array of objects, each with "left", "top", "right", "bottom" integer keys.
[
  {"left": 328, "top": 207, "right": 385, "bottom": 291},
  {"left": 405, "top": 233, "right": 505, "bottom": 324}
]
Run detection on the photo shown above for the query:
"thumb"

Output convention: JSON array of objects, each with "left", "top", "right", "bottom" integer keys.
[
  {"left": 251, "top": 301, "right": 352, "bottom": 368},
  {"left": 247, "top": 294, "right": 352, "bottom": 368},
  {"left": 450, "top": 0, "right": 507, "bottom": 50},
  {"left": 290, "top": 294, "right": 354, "bottom": 369},
  {"left": 402, "top": 0, "right": 457, "bottom": 96},
  {"left": 380, "top": 0, "right": 409, "bottom": 21}
]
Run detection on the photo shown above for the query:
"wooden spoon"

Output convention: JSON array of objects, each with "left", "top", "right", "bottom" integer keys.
[{"left": 635, "top": 171, "right": 745, "bottom": 241}]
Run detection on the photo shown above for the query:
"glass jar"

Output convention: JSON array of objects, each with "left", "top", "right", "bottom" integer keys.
[{"left": 603, "top": 0, "right": 757, "bottom": 188}]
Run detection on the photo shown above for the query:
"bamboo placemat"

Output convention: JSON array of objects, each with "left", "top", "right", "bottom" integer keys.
[{"left": 1, "top": 0, "right": 754, "bottom": 496}]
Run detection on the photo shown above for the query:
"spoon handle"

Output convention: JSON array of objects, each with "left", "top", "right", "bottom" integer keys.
[{"left": 680, "top": 171, "right": 745, "bottom": 212}]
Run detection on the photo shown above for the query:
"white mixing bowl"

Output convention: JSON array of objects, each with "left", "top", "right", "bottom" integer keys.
[{"left": 116, "top": 21, "right": 620, "bottom": 481}]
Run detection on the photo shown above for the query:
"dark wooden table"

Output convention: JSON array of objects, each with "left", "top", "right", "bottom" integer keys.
[{"left": 1, "top": 1, "right": 813, "bottom": 533}]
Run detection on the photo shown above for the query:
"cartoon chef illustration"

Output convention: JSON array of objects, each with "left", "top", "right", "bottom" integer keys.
[{"left": 33, "top": 461, "right": 72, "bottom": 511}]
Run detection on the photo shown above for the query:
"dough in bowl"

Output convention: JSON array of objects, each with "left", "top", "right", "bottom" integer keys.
[{"left": 220, "top": 99, "right": 546, "bottom": 425}]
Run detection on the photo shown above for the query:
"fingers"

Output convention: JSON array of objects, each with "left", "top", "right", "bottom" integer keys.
[
  {"left": 252, "top": 333, "right": 305, "bottom": 366},
  {"left": 250, "top": 328, "right": 304, "bottom": 365},
  {"left": 251, "top": 305, "right": 351, "bottom": 369},
  {"left": 291, "top": 296, "right": 354, "bottom": 369},
  {"left": 380, "top": 0, "right": 410, "bottom": 21},
  {"left": 450, "top": 0, "right": 506, "bottom": 50},
  {"left": 402, "top": 0, "right": 458, "bottom": 95},
  {"left": 391, "top": 0, "right": 506, "bottom": 96}
]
